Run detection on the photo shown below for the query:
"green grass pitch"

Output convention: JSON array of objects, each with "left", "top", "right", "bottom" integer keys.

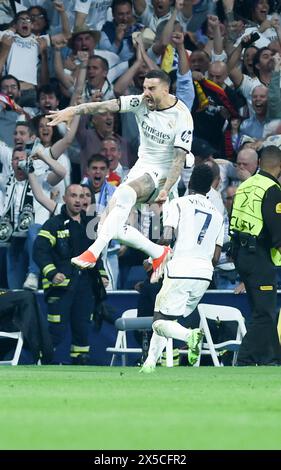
[{"left": 0, "top": 366, "right": 280, "bottom": 450}]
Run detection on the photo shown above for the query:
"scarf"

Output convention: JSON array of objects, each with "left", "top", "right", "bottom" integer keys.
[
  {"left": 1, "top": 174, "right": 34, "bottom": 241},
  {"left": 161, "top": 44, "right": 175, "bottom": 74},
  {"left": 194, "top": 79, "right": 239, "bottom": 118}
]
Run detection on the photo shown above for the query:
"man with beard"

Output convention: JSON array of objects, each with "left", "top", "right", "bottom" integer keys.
[
  {"left": 49, "top": 70, "right": 193, "bottom": 282},
  {"left": 33, "top": 184, "right": 106, "bottom": 364},
  {"left": 47, "top": 69, "right": 194, "bottom": 283},
  {"left": 0, "top": 74, "right": 31, "bottom": 147}
]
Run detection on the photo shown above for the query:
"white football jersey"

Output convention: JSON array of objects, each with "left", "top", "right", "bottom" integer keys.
[
  {"left": 119, "top": 95, "right": 193, "bottom": 171},
  {"left": 165, "top": 194, "right": 224, "bottom": 280}
]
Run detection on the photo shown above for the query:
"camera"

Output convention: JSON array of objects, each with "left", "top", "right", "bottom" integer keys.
[
  {"left": 17, "top": 158, "right": 34, "bottom": 174},
  {"left": 17, "top": 159, "right": 28, "bottom": 172},
  {"left": 25, "top": 141, "right": 34, "bottom": 157},
  {"left": 241, "top": 32, "right": 260, "bottom": 49}
]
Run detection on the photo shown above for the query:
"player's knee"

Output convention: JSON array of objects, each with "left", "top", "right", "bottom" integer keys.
[
  {"left": 152, "top": 319, "right": 166, "bottom": 337},
  {"left": 115, "top": 185, "right": 137, "bottom": 207}
]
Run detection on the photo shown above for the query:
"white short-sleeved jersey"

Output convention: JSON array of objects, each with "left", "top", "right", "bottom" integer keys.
[
  {"left": 119, "top": 95, "right": 193, "bottom": 171},
  {"left": 74, "top": 0, "right": 112, "bottom": 30},
  {"left": 165, "top": 194, "right": 224, "bottom": 280}
]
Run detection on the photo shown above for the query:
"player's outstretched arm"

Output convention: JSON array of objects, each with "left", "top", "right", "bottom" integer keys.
[
  {"left": 46, "top": 99, "right": 121, "bottom": 127},
  {"left": 154, "top": 148, "right": 187, "bottom": 204}
]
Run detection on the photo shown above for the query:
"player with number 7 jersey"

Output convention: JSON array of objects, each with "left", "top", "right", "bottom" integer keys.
[{"left": 140, "top": 164, "right": 225, "bottom": 372}]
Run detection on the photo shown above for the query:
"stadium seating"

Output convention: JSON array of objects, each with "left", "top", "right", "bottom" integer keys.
[
  {"left": 106, "top": 309, "right": 174, "bottom": 366},
  {"left": 106, "top": 309, "right": 143, "bottom": 366},
  {"left": 195, "top": 303, "right": 247, "bottom": 366},
  {"left": 0, "top": 331, "right": 23, "bottom": 365}
]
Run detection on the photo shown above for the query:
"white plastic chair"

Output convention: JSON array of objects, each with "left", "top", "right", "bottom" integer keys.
[
  {"left": 0, "top": 331, "right": 23, "bottom": 365},
  {"left": 106, "top": 309, "right": 174, "bottom": 366},
  {"left": 195, "top": 303, "right": 247, "bottom": 367},
  {"left": 106, "top": 309, "right": 143, "bottom": 366}
]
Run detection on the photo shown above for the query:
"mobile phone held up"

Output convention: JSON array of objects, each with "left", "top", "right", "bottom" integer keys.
[{"left": 241, "top": 32, "right": 260, "bottom": 48}]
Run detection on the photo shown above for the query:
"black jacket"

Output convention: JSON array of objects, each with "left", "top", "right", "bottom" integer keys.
[{"left": 33, "top": 205, "right": 107, "bottom": 298}]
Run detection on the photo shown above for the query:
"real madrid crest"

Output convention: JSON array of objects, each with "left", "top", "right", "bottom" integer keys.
[{"left": 0, "top": 216, "right": 13, "bottom": 243}]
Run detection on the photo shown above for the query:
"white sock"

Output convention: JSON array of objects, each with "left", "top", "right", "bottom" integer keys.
[
  {"left": 117, "top": 225, "right": 164, "bottom": 259},
  {"left": 145, "top": 332, "right": 167, "bottom": 366},
  {"left": 153, "top": 319, "right": 191, "bottom": 343},
  {"left": 87, "top": 185, "right": 137, "bottom": 258}
]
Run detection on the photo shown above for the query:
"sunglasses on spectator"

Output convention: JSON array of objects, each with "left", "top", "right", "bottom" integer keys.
[{"left": 17, "top": 17, "right": 32, "bottom": 23}]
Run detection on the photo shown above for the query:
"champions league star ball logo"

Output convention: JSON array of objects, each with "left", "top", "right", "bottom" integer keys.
[{"left": 130, "top": 97, "right": 140, "bottom": 107}]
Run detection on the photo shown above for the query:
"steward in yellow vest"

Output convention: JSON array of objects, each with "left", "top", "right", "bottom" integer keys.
[
  {"left": 229, "top": 145, "right": 281, "bottom": 366},
  {"left": 230, "top": 173, "right": 281, "bottom": 266}
]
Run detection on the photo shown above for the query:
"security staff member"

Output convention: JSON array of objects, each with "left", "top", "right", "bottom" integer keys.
[
  {"left": 33, "top": 184, "right": 108, "bottom": 365},
  {"left": 230, "top": 145, "right": 281, "bottom": 366}
]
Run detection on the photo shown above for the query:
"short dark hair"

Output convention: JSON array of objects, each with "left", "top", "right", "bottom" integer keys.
[
  {"left": 15, "top": 11, "right": 31, "bottom": 22},
  {"left": 37, "top": 84, "right": 60, "bottom": 102},
  {"left": 260, "top": 145, "right": 281, "bottom": 168},
  {"left": 0, "top": 74, "right": 20, "bottom": 90},
  {"left": 15, "top": 120, "right": 36, "bottom": 137},
  {"left": 88, "top": 55, "right": 109, "bottom": 72},
  {"left": 12, "top": 145, "right": 25, "bottom": 157},
  {"left": 253, "top": 47, "right": 271, "bottom": 78},
  {"left": 145, "top": 70, "right": 171, "bottom": 87},
  {"left": 87, "top": 154, "right": 110, "bottom": 168},
  {"left": 191, "top": 138, "right": 217, "bottom": 159},
  {"left": 207, "top": 160, "right": 220, "bottom": 181},
  {"left": 189, "top": 163, "right": 214, "bottom": 194},
  {"left": 112, "top": 0, "right": 132, "bottom": 14},
  {"left": 27, "top": 5, "right": 49, "bottom": 32}
]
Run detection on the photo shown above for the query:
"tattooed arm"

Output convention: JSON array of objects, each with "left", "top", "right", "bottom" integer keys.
[
  {"left": 46, "top": 99, "right": 120, "bottom": 127},
  {"left": 154, "top": 148, "right": 187, "bottom": 204}
]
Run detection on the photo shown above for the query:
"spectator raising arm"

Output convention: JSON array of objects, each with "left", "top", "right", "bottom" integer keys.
[
  {"left": 172, "top": 31, "right": 195, "bottom": 110},
  {"left": 49, "top": 115, "right": 81, "bottom": 159},
  {"left": 32, "top": 146, "right": 67, "bottom": 186},
  {"left": 0, "top": 34, "right": 14, "bottom": 77}
]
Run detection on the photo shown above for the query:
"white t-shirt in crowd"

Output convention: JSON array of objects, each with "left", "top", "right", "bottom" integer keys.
[
  {"left": 165, "top": 194, "right": 224, "bottom": 280},
  {"left": 32, "top": 147, "right": 71, "bottom": 203},
  {"left": 0, "top": 30, "right": 50, "bottom": 85},
  {"left": 120, "top": 94, "right": 193, "bottom": 170}
]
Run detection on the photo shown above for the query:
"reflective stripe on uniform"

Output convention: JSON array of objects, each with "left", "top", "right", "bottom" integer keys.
[
  {"left": 38, "top": 230, "right": 56, "bottom": 246},
  {"left": 48, "top": 314, "right": 61, "bottom": 323},
  {"left": 70, "top": 344, "right": 90, "bottom": 357},
  {"left": 57, "top": 230, "right": 69, "bottom": 238},
  {"left": 43, "top": 263, "right": 56, "bottom": 277}
]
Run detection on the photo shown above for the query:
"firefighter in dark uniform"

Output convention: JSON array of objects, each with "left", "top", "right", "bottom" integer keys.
[
  {"left": 230, "top": 145, "right": 281, "bottom": 366},
  {"left": 33, "top": 184, "right": 108, "bottom": 364}
]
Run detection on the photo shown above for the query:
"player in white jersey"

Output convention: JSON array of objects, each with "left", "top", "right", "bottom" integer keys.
[
  {"left": 140, "top": 164, "right": 225, "bottom": 373},
  {"left": 46, "top": 70, "right": 194, "bottom": 278}
]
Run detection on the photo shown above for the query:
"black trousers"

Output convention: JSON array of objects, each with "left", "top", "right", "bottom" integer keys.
[
  {"left": 233, "top": 245, "right": 281, "bottom": 365},
  {"left": 46, "top": 273, "right": 94, "bottom": 358}
]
